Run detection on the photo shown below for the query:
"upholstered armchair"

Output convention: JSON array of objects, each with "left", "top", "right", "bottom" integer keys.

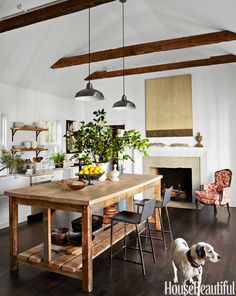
[{"left": 195, "top": 169, "right": 232, "bottom": 216}]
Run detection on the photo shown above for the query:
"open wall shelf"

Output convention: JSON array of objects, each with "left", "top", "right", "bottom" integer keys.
[{"left": 11, "top": 127, "right": 48, "bottom": 141}]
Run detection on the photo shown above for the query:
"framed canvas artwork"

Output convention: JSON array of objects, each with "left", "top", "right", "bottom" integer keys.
[{"left": 145, "top": 74, "right": 193, "bottom": 137}]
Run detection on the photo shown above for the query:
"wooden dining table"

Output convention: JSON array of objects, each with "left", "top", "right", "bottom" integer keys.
[{"left": 5, "top": 173, "right": 162, "bottom": 293}]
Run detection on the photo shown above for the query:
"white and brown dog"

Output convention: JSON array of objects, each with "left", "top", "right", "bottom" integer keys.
[{"left": 171, "top": 238, "right": 221, "bottom": 296}]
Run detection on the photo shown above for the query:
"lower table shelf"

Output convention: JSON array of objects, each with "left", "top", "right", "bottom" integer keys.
[{"left": 17, "top": 222, "right": 136, "bottom": 277}]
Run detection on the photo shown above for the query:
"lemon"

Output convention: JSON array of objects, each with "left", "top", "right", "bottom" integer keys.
[
  {"left": 84, "top": 171, "right": 89, "bottom": 174},
  {"left": 79, "top": 170, "right": 84, "bottom": 174},
  {"left": 99, "top": 169, "right": 104, "bottom": 174}
]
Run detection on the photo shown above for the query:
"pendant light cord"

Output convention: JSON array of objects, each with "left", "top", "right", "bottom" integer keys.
[
  {"left": 122, "top": 1, "right": 125, "bottom": 97},
  {"left": 88, "top": 7, "right": 91, "bottom": 84}
]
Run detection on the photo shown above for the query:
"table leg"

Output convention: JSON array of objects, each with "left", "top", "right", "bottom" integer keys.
[
  {"left": 127, "top": 195, "right": 134, "bottom": 211},
  {"left": 82, "top": 205, "right": 93, "bottom": 292},
  {"left": 43, "top": 208, "right": 52, "bottom": 263},
  {"left": 9, "top": 197, "right": 18, "bottom": 270}
]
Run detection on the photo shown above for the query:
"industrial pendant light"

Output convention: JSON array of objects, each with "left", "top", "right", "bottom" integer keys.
[
  {"left": 74, "top": 8, "right": 104, "bottom": 101},
  {"left": 113, "top": 0, "right": 136, "bottom": 110}
]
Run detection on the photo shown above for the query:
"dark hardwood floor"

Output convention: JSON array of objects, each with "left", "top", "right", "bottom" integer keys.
[{"left": 0, "top": 206, "right": 235, "bottom": 296}]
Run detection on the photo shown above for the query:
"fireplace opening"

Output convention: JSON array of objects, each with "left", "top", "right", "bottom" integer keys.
[{"left": 151, "top": 167, "right": 192, "bottom": 202}]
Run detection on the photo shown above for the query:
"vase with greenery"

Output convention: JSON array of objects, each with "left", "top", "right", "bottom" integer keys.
[
  {"left": 74, "top": 109, "right": 150, "bottom": 172},
  {"left": 50, "top": 152, "right": 66, "bottom": 168},
  {"left": 0, "top": 150, "right": 23, "bottom": 174}
]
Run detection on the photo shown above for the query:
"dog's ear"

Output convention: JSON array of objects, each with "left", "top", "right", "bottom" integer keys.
[{"left": 196, "top": 245, "right": 206, "bottom": 258}]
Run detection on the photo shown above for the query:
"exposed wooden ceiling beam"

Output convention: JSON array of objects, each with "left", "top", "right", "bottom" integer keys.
[
  {"left": 85, "top": 54, "right": 236, "bottom": 80},
  {"left": 51, "top": 30, "right": 236, "bottom": 69},
  {"left": 0, "top": 0, "right": 116, "bottom": 33}
]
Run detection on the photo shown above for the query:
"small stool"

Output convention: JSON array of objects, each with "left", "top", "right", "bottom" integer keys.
[
  {"left": 135, "top": 187, "right": 173, "bottom": 249},
  {"left": 110, "top": 198, "right": 156, "bottom": 275}
]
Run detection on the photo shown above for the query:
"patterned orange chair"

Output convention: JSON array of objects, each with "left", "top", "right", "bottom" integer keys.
[{"left": 195, "top": 169, "right": 232, "bottom": 216}]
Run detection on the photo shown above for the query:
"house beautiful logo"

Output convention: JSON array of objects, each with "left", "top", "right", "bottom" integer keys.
[{"left": 165, "top": 280, "right": 235, "bottom": 296}]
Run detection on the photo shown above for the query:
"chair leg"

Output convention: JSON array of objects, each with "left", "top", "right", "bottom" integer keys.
[
  {"left": 165, "top": 207, "right": 173, "bottom": 242},
  {"left": 147, "top": 219, "right": 156, "bottom": 263},
  {"left": 136, "top": 224, "right": 146, "bottom": 276},
  {"left": 227, "top": 203, "right": 231, "bottom": 216},
  {"left": 123, "top": 223, "right": 127, "bottom": 260},
  {"left": 109, "top": 220, "right": 113, "bottom": 268},
  {"left": 158, "top": 208, "right": 167, "bottom": 250},
  {"left": 214, "top": 205, "right": 217, "bottom": 215},
  {"left": 195, "top": 199, "right": 199, "bottom": 210}
]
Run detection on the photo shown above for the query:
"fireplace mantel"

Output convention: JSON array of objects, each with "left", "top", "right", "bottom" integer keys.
[{"left": 148, "top": 146, "right": 206, "bottom": 157}]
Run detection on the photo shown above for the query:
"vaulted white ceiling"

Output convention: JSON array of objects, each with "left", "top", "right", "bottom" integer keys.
[{"left": 0, "top": 0, "right": 236, "bottom": 98}]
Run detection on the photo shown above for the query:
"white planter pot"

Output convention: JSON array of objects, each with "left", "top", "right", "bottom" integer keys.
[{"left": 97, "top": 162, "right": 109, "bottom": 181}]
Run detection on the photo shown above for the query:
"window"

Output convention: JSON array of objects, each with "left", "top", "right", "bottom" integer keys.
[
  {"left": 0, "top": 114, "right": 7, "bottom": 149},
  {"left": 40, "top": 120, "right": 62, "bottom": 154}
]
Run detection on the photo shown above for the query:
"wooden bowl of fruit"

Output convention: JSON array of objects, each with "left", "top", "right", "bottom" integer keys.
[{"left": 76, "top": 164, "right": 104, "bottom": 185}]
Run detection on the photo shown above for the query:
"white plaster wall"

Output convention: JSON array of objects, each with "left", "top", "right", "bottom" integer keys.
[
  {"left": 84, "top": 64, "right": 236, "bottom": 207},
  {"left": 0, "top": 82, "right": 85, "bottom": 153}
]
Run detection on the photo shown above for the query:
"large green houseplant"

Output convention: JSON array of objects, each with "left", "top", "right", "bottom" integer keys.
[{"left": 74, "top": 109, "right": 150, "bottom": 167}]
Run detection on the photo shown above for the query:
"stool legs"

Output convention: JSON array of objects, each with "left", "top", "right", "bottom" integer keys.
[
  {"left": 136, "top": 224, "right": 146, "bottom": 276},
  {"left": 165, "top": 207, "right": 173, "bottom": 242},
  {"left": 158, "top": 208, "right": 167, "bottom": 249},
  {"left": 147, "top": 219, "right": 156, "bottom": 263},
  {"left": 123, "top": 223, "right": 127, "bottom": 260},
  {"left": 109, "top": 220, "right": 113, "bottom": 268}
]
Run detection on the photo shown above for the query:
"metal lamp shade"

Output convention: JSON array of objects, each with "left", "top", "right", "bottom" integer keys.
[
  {"left": 112, "top": 94, "right": 136, "bottom": 110},
  {"left": 74, "top": 82, "right": 105, "bottom": 102}
]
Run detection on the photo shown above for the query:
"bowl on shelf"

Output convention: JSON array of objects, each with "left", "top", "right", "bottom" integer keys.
[
  {"left": 56, "top": 180, "right": 86, "bottom": 191},
  {"left": 33, "top": 157, "right": 43, "bottom": 163},
  {"left": 13, "top": 122, "right": 24, "bottom": 128},
  {"left": 75, "top": 173, "right": 104, "bottom": 185}
]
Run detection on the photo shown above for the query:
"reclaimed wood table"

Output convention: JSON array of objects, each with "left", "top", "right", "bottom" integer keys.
[{"left": 5, "top": 173, "right": 162, "bottom": 293}]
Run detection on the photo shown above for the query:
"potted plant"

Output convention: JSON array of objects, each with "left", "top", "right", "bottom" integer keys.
[
  {"left": 74, "top": 109, "right": 150, "bottom": 178},
  {"left": 50, "top": 152, "right": 66, "bottom": 168},
  {"left": 0, "top": 150, "right": 23, "bottom": 174}
]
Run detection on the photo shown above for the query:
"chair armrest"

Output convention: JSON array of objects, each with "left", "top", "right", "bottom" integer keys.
[
  {"left": 220, "top": 187, "right": 231, "bottom": 205},
  {"left": 202, "top": 183, "right": 216, "bottom": 191}
]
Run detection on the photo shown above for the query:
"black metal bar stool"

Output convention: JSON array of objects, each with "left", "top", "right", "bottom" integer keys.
[
  {"left": 110, "top": 198, "right": 156, "bottom": 275},
  {"left": 135, "top": 186, "right": 173, "bottom": 250}
]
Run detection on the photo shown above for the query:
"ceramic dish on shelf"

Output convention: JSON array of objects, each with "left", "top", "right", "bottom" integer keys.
[
  {"left": 75, "top": 173, "right": 104, "bottom": 185},
  {"left": 13, "top": 122, "right": 24, "bottom": 128}
]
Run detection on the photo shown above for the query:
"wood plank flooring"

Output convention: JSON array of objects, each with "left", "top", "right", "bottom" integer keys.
[{"left": 0, "top": 206, "right": 235, "bottom": 296}]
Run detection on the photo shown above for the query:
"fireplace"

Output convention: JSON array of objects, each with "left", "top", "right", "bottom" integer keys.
[{"left": 151, "top": 167, "right": 192, "bottom": 202}]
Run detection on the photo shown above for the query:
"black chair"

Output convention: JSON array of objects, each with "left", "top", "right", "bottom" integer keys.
[
  {"left": 110, "top": 198, "right": 156, "bottom": 275},
  {"left": 135, "top": 186, "right": 173, "bottom": 250}
]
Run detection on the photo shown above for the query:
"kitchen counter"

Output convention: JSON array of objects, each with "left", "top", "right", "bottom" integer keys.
[{"left": 0, "top": 174, "right": 31, "bottom": 229}]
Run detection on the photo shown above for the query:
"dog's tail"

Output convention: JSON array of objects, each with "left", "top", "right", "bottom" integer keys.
[{"left": 171, "top": 238, "right": 189, "bottom": 255}]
